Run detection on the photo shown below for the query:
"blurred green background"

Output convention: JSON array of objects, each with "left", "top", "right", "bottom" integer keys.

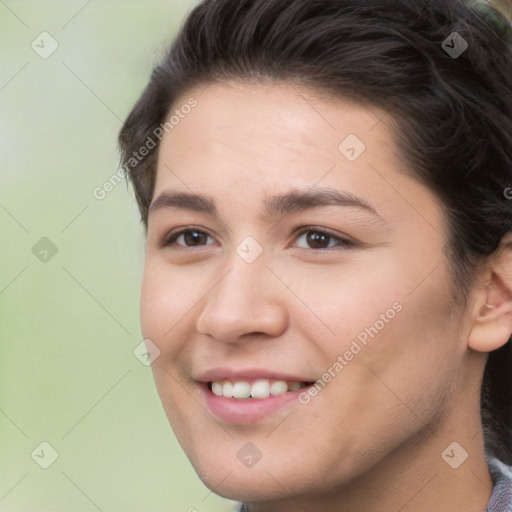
[{"left": 1, "top": 2, "right": 236, "bottom": 510}]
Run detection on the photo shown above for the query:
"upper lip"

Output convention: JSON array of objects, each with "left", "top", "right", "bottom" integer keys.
[{"left": 195, "top": 367, "right": 315, "bottom": 383}]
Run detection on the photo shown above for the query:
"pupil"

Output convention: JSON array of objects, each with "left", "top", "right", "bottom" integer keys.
[
  {"left": 307, "top": 231, "right": 329, "bottom": 248},
  {"left": 185, "top": 231, "right": 206, "bottom": 245}
]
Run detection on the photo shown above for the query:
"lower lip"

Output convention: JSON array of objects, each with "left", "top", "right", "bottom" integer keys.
[{"left": 200, "top": 384, "right": 311, "bottom": 424}]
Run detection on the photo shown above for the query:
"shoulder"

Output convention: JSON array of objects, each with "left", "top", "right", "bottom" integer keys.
[{"left": 487, "top": 457, "right": 512, "bottom": 512}]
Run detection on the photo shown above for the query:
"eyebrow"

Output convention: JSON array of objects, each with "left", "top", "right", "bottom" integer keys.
[{"left": 148, "top": 187, "right": 384, "bottom": 221}]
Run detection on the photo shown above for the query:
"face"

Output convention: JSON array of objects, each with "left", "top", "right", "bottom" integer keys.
[{"left": 141, "top": 81, "right": 474, "bottom": 503}]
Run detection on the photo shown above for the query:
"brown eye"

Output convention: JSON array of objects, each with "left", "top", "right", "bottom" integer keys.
[
  {"left": 183, "top": 230, "right": 208, "bottom": 246},
  {"left": 295, "top": 228, "right": 355, "bottom": 250},
  {"left": 306, "top": 231, "right": 331, "bottom": 249},
  {"left": 163, "top": 229, "right": 214, "bottom": 248}
]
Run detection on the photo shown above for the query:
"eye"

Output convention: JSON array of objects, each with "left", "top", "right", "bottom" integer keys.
[
  {"left": 162, "top": 228, "right": 215, "bottom": 248},
  {"left": 160, "top": 226, "right": 356, "bottom": 251},
  {"left": 294, "top": 228, "right": 355, "bottom": 250}
]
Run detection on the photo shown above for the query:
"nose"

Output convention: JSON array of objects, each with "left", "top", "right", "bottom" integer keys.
[{"left": 195, "top": 254, "right": 288, "bottom": 344}]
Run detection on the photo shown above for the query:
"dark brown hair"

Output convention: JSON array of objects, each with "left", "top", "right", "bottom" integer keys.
[{"left": 118, "top": 0, "right": 512, "bottom": 463}]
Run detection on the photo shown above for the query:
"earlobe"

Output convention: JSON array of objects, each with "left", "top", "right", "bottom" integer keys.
[
  {"left": 468, "top": 292, "right": 512, "bottom": 353},
  {"left": 468, "top": 234, "right": 512, "bottom": 353}
]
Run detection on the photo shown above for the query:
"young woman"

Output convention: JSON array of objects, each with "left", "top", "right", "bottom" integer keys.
[{"left": 119, "top": 0, "right": 512, "bottom": 510}]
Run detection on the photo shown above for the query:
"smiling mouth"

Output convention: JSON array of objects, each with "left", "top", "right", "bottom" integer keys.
[{"left": 207, "top": 379, "right": 314, "bottom": 399}]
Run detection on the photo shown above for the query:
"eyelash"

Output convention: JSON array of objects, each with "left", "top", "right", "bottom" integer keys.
[{"left": 160, "top": 226, "right": 356, "bottom": 251}]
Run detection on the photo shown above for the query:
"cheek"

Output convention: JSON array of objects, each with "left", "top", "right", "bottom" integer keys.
[
  {"left": 140, "top": 260, "right": 196, "bottom": 343},
  {"left": 348, "top": 264, "right": 462, "bottom": 429},
  {"left": 271, "top": 251, "right": 413, "bottom": 347},
  {"left": 139, "top": 264, "right": 197, "bottom": 427},
  {"left": 286, "top": 249, "right": 458, "bottom": 405},
  {"left": 140, "top": 269, "right": 167, "bottom": 343}
]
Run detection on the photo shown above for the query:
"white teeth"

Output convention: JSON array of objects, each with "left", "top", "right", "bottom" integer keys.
[
  {"left": 251, "top": 379, "right": 270, "bottom": 398},
  {"left": 210, "top": 379, "right": 308, "bottom": 398},
  {"left": 212, "top": 382, "right": 223, "bottom": 396},
  {"left": 270, "top": 380, "right": 288, "bottom": 396},
  {"left": 222, "top": 381, "right": 234, "bottom": 398},
  {"left": 233, "top": 381, "right": 251, "bottom": 398}
]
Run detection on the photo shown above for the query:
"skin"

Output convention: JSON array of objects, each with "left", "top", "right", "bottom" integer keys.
[{"left": 140, "top": 81, "right": 512, "bottom": 512}]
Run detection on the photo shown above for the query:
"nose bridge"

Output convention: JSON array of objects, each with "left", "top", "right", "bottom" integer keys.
[
  {"left": 210, "top": 247, "right": 271, "bottom": 315},
  {"left": 224, "top": 258, "right": 261, "bottom": 303},
  {"left": 196, "top": 244, "right": 287, "bottom": 341}
]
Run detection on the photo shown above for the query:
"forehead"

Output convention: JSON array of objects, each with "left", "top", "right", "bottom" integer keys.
[
  {"left": 152, "top": 80, "right": 443, "bottom": 232},
  {"left": 156, "top": 81, "right": 396, "bottom": 183}
]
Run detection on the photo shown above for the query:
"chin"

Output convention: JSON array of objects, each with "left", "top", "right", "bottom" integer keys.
[
  {"left": 189, "top": 451, "right": 323, "bottom": 503},
  {"left": 196, "top": 469, "right": 294, "bottom": 502}
]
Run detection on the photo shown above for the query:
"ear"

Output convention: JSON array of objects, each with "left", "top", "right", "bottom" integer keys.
[{"left": 468, "top": 232, "right": 512, "bottom": 353}]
